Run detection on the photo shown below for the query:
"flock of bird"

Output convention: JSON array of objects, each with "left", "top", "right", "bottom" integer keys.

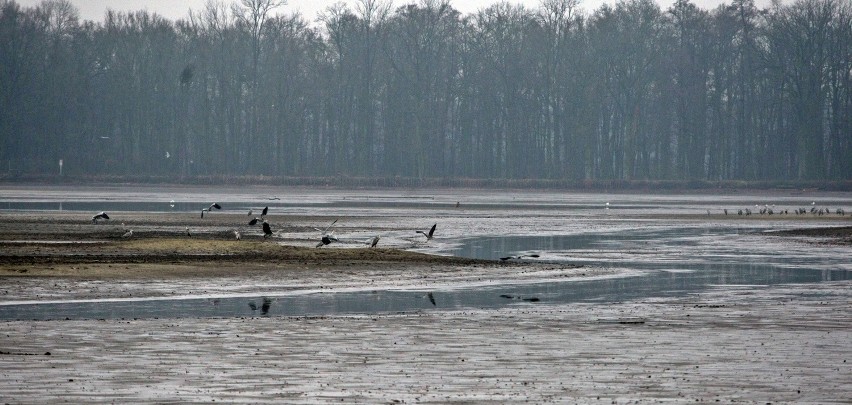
[{"left": 91, "top": 204, "right": 439, "bottom": 248}]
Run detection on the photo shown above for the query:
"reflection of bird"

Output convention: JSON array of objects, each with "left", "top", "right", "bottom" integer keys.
[
  {"left": 262, "top": 221, "right": 272, "bottom": 238},
  {"left": 427, "top": 292, "right": 436, "bottom": 306},
  {"left": 261, "top": 297, "right": 272, "bottom": 315},
  {"left": 201, "top": 203, "right": 221, "bottom": 218},
  {"left": 500, "top": 254, "right": 540, "bottom": 261},
  {"left": 91, "top": 211, "right": 109, "bottom": 223},
  {"left": 248, "top": 301, "right": 257, "bottom": 311},
  {"left": 121, "top": 229, "right": 133, "bottom": 238},
  {"left": 416, "top": 223, "right": 437, "bottom": 241},
  {"left": 500, "top": 294, "right": 540, "bottom": 302}
]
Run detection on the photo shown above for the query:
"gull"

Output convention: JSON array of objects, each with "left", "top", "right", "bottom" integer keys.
[
  {"left": 262, "top": 220, "right": 273, "bottom": 239},
  {"left": 499, "top": 254, "right": 540, "bottom": 261},
  {"left": 234, "top": 230, "right": 241, "bottom": 240},
  {"left": 121, "top": 229, "right": 133, "bottom": 238},
  {"left": 91, "top": 211, "right": 109, "bottom": 224},
  {"left": 201, "top": 203, "right": 221, "bottom": 218},
  {"left": 416, "top": 223, "right": 437, "bottom": 241}
]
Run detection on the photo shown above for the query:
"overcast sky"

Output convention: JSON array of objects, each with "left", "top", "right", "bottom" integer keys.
[{"left": 15, "top": 0, "right": 776, "bottom": 23}]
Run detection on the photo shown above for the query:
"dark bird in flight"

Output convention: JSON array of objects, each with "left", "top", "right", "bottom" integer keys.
[
  {"left": 91, "top": 211, "right": 109, "bottom": 223},
  {"left": 316, "top": 234, "right": 338, "bottom": 248},
  {"left": 416, "top": 223, "right": 437, "bottom": 241},
  {"left": 262, "top": 220, "right": 273, "bottom": 238},
  {"left": 201, "top": 203, "right": 222, "bottom": 218}
]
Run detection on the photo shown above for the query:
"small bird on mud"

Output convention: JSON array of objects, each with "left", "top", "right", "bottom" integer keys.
[
  {"left": 201, "top": 203, "right": 221, "bottom": 218},
  {"left": 416, "top": 223, "right": 437, "bottom": 242},
  {"left": 186, "top": 226, "right": 192, "bottom": 237},
  {"left": 91, "top": 211, "right": 109, "bottom": 224},
  {"left": 121, "top": 229, "right": 133, "bottom": 238},
  {"left": 262, "top": 220, "right": 273, "bottom": 238},
  {"left": 234, "top": 230, "right": 241, "bottom": 240}
]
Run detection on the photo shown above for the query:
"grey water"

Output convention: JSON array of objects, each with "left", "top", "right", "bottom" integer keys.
[{"left": 2, "top": 226, "right": 849, "bottom": 321}]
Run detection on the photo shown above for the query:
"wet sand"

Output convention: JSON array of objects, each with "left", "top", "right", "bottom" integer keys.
[
  {"left": 1, "top": 282, "right": 850, "bottom": 403},
  {"left": 1, "top": 208, "right": 851, "bottom": 402}
]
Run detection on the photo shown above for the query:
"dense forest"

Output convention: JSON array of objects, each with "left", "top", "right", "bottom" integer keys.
[{"left": 1, "top": 0, "right": 850, "bottom": 182}]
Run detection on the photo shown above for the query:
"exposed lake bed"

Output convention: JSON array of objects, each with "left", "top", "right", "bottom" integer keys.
[{"left": 1, "top": 185, "right": 850, "bottom": 403}]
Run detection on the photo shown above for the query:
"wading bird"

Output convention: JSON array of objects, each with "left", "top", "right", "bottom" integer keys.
[
  {"left": 416, "top": 223, "right": 437, "bottom": 241},
  {"left": 201, "top": 203, "right": 221, "bottom": 218},
  {"left": 91, "top": 211, "right": 109, "bottom": 224}
]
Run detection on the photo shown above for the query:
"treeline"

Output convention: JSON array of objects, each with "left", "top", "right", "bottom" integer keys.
[{"left": 1, "top": 0, "right": 850, "bottom": 181}]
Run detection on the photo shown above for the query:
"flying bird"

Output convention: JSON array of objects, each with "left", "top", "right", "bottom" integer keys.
[
  {"left": 369, "top": 236, "right": 380, "bottom": 248},
  {"left": 200, "top": 203, "right": 222, "bottom": 218},
  {"left": 416, "top": 223, "right": 437, "bottom": 241},
  {"left": 91, "top": 212, "right": 109, "bottom": 224},
  {"left": 262, "top": 221, "right": 272, "bottom": 238},
  {"left": 316, "top": 234, "right": 339, "bottom": 248}
]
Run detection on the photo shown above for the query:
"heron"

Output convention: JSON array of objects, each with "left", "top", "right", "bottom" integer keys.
[
  {"left": 416, "top": 223, "right": 437, "bottom": 241},
  {"left": 262, "top": 221, "right": 273, "bottom": 239},
  {"left": 91, "top": 212, "right": 109, "bottom": 224},
  {"left": 201, "top": 203, "right": 222, "bottom": 218},
  {"left": 499, "top": 254, "right": 540, "bottom": 261}
]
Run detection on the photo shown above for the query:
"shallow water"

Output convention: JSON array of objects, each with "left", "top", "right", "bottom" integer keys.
[{"left": 1, "top": 186, "right": 850, "bottom": 320}]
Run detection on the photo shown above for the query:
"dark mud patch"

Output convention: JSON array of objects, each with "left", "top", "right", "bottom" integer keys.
[{"left": 768, "top": 226, "right": 852, "bottom": 245}]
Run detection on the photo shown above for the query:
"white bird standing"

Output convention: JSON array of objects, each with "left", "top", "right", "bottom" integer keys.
[
  {"left": 234, "top": 230, "right": 241, "bottom": 240},
  {"left": 416, "top": 223, "right": 437, "bottom": 241},
  {"left": 121, "top": 229, "right": 133, "bottom": 238},
  {"left": 91, "top": 211, "right": 109, "bottom": 224}
]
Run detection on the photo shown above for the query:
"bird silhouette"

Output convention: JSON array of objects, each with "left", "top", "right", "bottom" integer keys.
[
  {"left": 416, "top": 223, "right": 437, "bottom": 241},
  {"left": 91, "top": 212, "right": 109, "bottom": 224}
]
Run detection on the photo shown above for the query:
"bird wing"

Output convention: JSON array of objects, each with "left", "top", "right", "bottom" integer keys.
[
  {"left": 101, "top": 212, "right": 109, "bottom": 219},
  {"left": 428, "top": 223, "right": 437, "bottom": 237},
  {"left": 212, "top": 203, "right": 222, "bottom": 210}
]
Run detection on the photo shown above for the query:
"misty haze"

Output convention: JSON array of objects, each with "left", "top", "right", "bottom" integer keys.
[{"left": 1, "top": 0, "right": 850, "bottom": 184}]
